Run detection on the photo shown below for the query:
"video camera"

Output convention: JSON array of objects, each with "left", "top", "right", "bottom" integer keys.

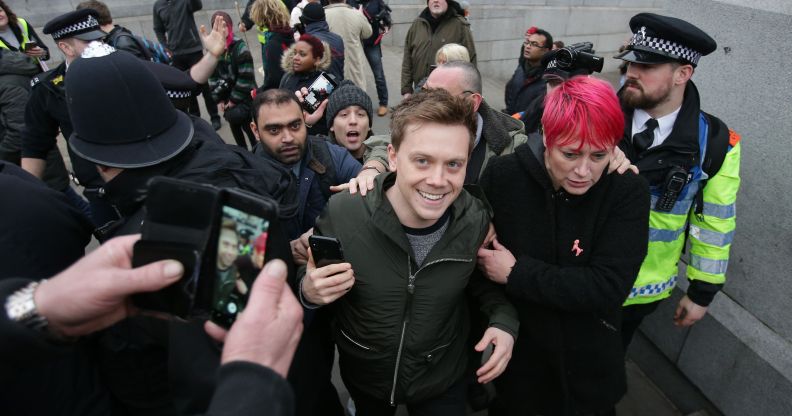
[
  {"left": 132, "top": 177, "right": 289, "bottom": 328},
  {"left": 554, "top": 42, "right": 604, "bottom": 74}
]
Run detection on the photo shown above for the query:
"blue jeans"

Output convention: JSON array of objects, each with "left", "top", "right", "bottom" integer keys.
[{"left": 364, "top": 43, "right": 388, "bottom": 106}]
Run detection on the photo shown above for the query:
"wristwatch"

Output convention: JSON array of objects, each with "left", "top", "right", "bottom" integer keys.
[{"left": 4, "top": 281, "right": 49, "bottom": 332}]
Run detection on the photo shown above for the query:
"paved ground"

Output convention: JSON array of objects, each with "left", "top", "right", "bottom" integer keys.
[{"left": 66, "top": 37, "right": 681, "bottom": 416}]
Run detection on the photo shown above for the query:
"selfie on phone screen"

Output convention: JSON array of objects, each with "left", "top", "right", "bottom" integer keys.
[{"left": 213, "top": 205, "right": 270, "bottom": 321}]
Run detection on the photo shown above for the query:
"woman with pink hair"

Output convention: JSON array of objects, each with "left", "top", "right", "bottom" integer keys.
[{"left": 477, "top": 76, "right": 651, "bottom": 415}]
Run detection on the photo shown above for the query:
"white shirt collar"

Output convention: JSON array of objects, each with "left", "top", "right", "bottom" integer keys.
[
  {"left": 473, "top": 113, "right": 484, "bottom": 149},
  {"left": 632, "top": 106, "right": 681, "bottom": 149}
]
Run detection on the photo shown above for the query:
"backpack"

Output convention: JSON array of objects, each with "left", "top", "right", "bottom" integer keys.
[{"left": 113, "top": 33, "right": 172, "bottom": 65}]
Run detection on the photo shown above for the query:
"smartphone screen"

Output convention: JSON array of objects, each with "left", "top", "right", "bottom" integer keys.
[
  {"left": 211, "top": 205, "right": 270, "bottom": 327},
  {"left": 303, "top": 73, "right": 337, "bottom": 113}
]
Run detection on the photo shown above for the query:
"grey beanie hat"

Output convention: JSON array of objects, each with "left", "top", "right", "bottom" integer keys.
[{"left": 326, "top": 81, "right": 373, "bottom": 128}]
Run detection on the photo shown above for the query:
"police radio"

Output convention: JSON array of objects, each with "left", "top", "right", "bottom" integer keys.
[{"left": 655, "top": 166, "right": 691, "bottom": 212}]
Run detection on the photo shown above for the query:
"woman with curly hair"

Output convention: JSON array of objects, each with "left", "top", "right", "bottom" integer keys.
[
  {"left": 279, "top": 33, "right": 332, "bottom": 136},
  {"left": 250, "top": 0, "right": 295, "bottom": 91}
]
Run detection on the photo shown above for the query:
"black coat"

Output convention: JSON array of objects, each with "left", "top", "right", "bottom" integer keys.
[
  {"left": 480, "top": 140, "right": 649, "bottom": 415},
  {"left": 504, "top": 52, "right": 546, "bottom": 115}
]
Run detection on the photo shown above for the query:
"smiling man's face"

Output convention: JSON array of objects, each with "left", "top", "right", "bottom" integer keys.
[{"left": 385, "top": 121, "right": 469, "bottom": 229}]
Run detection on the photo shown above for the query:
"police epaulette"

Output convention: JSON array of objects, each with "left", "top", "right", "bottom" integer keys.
[{"left": 30, "top": 76, "right": 41, "bottom": 88}]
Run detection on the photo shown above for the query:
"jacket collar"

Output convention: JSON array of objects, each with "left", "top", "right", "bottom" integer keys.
[
  {"left": 365, "top": 172, "right": 490, "bottom": 259},
  {"left": 478, "top": 98, "right": 522, "bottom": 155}
]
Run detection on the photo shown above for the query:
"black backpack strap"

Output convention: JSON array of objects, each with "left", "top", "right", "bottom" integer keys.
[{"left": 307, "top": 137, "right": 338, "bottom": 201}]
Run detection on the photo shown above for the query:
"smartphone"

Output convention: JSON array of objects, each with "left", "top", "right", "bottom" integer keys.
[
  {"left": 132, "top": 178, "right": 220, "bottom": 318},
  {"left": 23, "top": 41, "right": 39, "bottom": 51},
  {"left": 206, "top": 188, "right": 278, "bottom": 328},
  {"left": 301, "top": 72, "right": 338, "bottom": 114},
  {"left": 481, "top": 342, "right": 494, "bottom": 366},
  {"left": 132, "top": 241, "right": 201, "bottom": 319},
  {"left": 309, "top": 235, "right": 345, "bottom": 268}
]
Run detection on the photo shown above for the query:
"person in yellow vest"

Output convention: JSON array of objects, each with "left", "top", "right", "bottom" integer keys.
[
  {"left": 615, "top": 13, "right": 741, "bottom": 347},
  {"left": 0, "top": 0, "right": 49, "bottom": 63}
]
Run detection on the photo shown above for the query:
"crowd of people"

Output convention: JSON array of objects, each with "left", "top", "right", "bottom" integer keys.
[{"left": 0, "top": 1, "right": 741, "bottom": 415}]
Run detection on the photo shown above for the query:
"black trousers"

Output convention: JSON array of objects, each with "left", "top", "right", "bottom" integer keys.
[
  {"left": 621, "top": 301, "right": 661, "bottom": 349},
  {"left": 346, "top": 376, "right": 468, "bottom": 416},
  {"left": 223, "top": 101, "right": 256, "bottom": 150},
  {"left": 172, "top": 51, "right": 218, "bottom": 119}
]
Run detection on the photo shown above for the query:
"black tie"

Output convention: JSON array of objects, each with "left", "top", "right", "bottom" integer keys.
[{"left": 633, "top": 118, "right": 659, "bottom": 154}]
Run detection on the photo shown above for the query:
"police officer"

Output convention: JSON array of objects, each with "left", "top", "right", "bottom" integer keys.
[
  {"left": 19, "top": 8, "right": 116, "bottom": 226},
  {"left": 615, "top": 13, "right": 741, "bottom": 347}
]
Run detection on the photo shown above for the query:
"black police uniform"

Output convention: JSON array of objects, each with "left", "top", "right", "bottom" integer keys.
[{"left": 22, "top": 63, "right": 117, "bottom": 226}]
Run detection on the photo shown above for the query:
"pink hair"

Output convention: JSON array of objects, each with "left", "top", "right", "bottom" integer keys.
[{"left": 541, "top": 76, "right": 624, "bottom": 150}]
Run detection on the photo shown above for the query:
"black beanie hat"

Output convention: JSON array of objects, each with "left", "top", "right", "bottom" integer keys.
[
  {"left": 326, "top": 81, "right": 373, "bottom": 129},
  {"left": 301, "top": 3, "right": 325, "bottom": 24}
]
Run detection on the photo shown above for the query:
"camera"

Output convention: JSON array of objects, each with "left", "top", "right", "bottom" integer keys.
[
  {"left": 373, "top": 5, "right": 393, "bottom": 29},
  {"left": 555, "top": 42, "right": 604, "bottom": 74},
  {"left": 301, "top": 72, "right": 338, "bottom": 114},
  {"left": 132, "top": 177, "right": 289, "bottom": 328},
  {"left": 211, "top": 78, "right": 231, "bottom": 102}
]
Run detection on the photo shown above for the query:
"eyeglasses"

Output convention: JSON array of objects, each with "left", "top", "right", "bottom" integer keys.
[{"left": 524, "top": 41, "right": 547, "bottom": 49}]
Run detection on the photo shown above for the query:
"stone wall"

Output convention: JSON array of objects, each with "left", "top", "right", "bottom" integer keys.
[
  {"left": 637, "top": 1, "right": 792, "bottom": 415},
  {"left": 8, "top": 0, "right": 665, "bottom": 80}
]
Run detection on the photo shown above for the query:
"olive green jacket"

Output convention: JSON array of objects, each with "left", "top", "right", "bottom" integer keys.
[{"left": 312, "top": 172, "right": 518, "bottom": 404}]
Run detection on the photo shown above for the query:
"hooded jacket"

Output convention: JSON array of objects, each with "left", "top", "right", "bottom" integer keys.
[
  {"left": 280, "top": 40, "right": 333, "bottom": 136},
  {"left": 312, "top": 172, "right": 519, "bottom": 405},
  {"left": 401, "top": 5, "right": 476, "bottom": 94},
  {"left": 152, "top": 0, "right": 203, "bottom": 56},
  {"left": 480, "top": 138, "right": 649, "bottom": 414}
]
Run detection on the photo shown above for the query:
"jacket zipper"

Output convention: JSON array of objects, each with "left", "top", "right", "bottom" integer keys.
[{"left": 388, "top": 256, "right": 472, "bottom": 405}]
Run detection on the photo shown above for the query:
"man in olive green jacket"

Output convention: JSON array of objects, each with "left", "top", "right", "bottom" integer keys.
[
  {"left": 301, "top": 89, "right": 517, "bottom": 414},
  {"left": 401, "top": 0, "right": 476, "bottom": 98}
]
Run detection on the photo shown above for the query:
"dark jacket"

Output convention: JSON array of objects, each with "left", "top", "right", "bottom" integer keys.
[
  {"left": 261, "top": 26, "right": 295, "bottom": 91},
  {"left": 313, "top": 172, "right": 519, "bottom": 405},
  {"left": 401, "top": 6, "right": 475, "bottom": 94},
  {"left": 22, "top": 62, "right": 104, "bottom": 190},
  {"left": 303, "top": 20, "right": 345, "bottom": 82},
  {"left": 0, "top": 279, "right": 294, "bottom": 416},
  {"left": 0, "top": 161, "right": 91, "bottom": 280},
  {"left": 255, "top": 136, "right": 360, "bottom": 240},
  {"left": 94, "top": 118, "right": 298, "bottom": 415},
  {"left": 279, "top": 41, "right": 333, "bottom": 136},
  {"left": 153, "top": 0, "right": 203, "bottom": 56},
  {"left": 105, "top": 25, "right": 150, "bottom": 61},
  {"left": 0, "top": 51, "right": 71, "bottom": 191},
  {"left": 0, "top": 162, "right": 106, "bottom": 416},
  {"left": 504, "top": 50, "right": 546, "bottom": 115},
  {"left": 480, "top": 139, "right": 649, "bottom": 415}
]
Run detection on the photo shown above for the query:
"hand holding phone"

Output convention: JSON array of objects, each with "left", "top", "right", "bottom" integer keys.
[
  {"left": 302, "top": 235, "right": 354, "bottom": 305},
  {"left": 299, "top": 72, "right": 338, "bottom": 114}
]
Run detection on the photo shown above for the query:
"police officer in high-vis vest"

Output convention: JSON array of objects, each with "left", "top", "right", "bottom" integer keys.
[
  {"left": 616, "top": 13, "right": 741, "bottom": 347},
  {"left": 19, "top": 9, "right": 119, "bottom": 227}
]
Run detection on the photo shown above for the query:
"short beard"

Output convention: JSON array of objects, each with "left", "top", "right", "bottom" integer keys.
[{"left": 621, "top": 79, "right": 672, "bottom": 110}]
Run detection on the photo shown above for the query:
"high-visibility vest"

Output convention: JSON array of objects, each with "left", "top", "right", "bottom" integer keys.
[
  {"left": 0, "top": 18, "right": 31, "bottom": 50},
  {"left": 257, "top": 25, "right": 268, "bottom": 45},
  {"left": 624, "top": 115, "right": 741, "bottom": 306}
]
